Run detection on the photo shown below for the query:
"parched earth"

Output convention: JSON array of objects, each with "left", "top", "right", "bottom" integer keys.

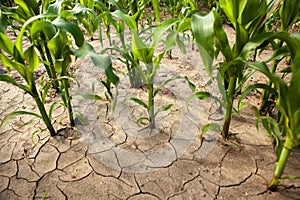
[{"left": 1, "top": 26, "right": 300, "bottom": 200}]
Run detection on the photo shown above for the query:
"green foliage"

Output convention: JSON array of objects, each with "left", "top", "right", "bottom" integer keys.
[
  {"left": 240, "top": 32, "right": 300, "bottom": 190},
  {"left": 0, "top": 33, "right": 57, "bottom": 136},
  {"left": 192, "top": 0, "right": 269, "bottom": 138},
  {"left": 0, "top": 0, "right": 117, "bottom": 135},
  {"left": 260, "top": 0, "right": 300, "bottom": 114}
]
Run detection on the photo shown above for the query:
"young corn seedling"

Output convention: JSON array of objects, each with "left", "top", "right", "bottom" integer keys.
[
  {"left": 107, "top": 11, "right": 194, "bottom": 129},
  {"left": 99, "top": 10, "right": 144, "bottom": 88},
  {"left": 192, "top": 0, "right": 268, "bottom": 138}
]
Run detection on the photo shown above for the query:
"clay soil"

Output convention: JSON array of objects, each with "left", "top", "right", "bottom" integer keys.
[{"left": 0, "top": 22, "right": 300, "bottom": 200}]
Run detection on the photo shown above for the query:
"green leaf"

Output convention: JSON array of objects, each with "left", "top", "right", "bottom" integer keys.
[
  {"left": 129, "top": 97, "right": 148, "bottom": 109},
  {"left": 30, "top": 21, "right": 55, "bottom": 40},
  {"left": 154, "top": 75, "right": 195, "bottom": 97},
  {"left": 41, "top": 0, "right": 50, "bottom": 14},
  {"left": 137, "top": 117, "right": 149, "bottom": 126},
  {"left": 75, "top": 43, "right": 111, "bottom": 70},
  {"left": 0, "top": 110, "right": 41, "bottom": 128},
  {"left": 0, "top": 10, "right": 8, "bottom": 33},
  {"left": 212, "top": 10, "right": 233, "bottom": 62},
  {"left": 24, "top": 46, "right": 40, "bottom": 72},
  {"left": 49, "top": 102, "right": 60, "bottom": 120},
  {"left": 280, "top": 0, "right": 300, "bottom": 30},
  {"left": 0, "top": 74, "right": 32, "bottom": 94},
  {"left": 16, "top": 13, "right": 58, "bottom": 54},
  {"left": 52, "top": 17, "right": 84, "bottom": 47},
  {"left": 48, "top": 0, "right": 63, "bottom": 15},
  {"left": 192, "top": 12, "right": 215, "bottom": 76},
  {"left": 74, "top": 43, "right": 119, "bottom": 85},
  {"left": 73, "top": 94, "right": 105, "bottom": 101},
  {"left": 189, "top": 91, "right": 211, "bottom": 101},
  {"left": 0, "top": 54, "right": 26, "bottom": 79},
  {"left": 201, "top": 123, "right": 221, "bottom": 141},
  {"left": 111, "top": 10, "right": 137, "bottom": 30},
  {"left": 165, "top": 32, "right": 177, "bottom": 51},
  {"left": 238, "top": 83, "right": 277, "bottom": 110},
  {"left": 177, "top": 18, "right": 191, "bottom": 32},
  {"left": 202, "top": 123, "right": 221, "bottom": 134},
  {"left": 0, "top": 32, "right": 14, "bottom": 55},
  {"left": 187, "top": 91, "right": 211, "bottom": 112},
  {"left": 131, "top": 31, "right": 152, "bottom": 63},
  {"left": 219, "top": 0, "right": 239, "bottom": 28},
  {"left": 152, "top": 18, "right": 178, "bottom": 48},
  {"left": 74, "top": 110, "right": 88, "bottom": 125},
  {"left": 176, "top": 34, "right": 186, "bottom": 54},
  {"left": 155, "top": 104, "right": 173, "bottom": 117},
  {"left": 15, "top": 0, "right": 38, "bottom": 18}
]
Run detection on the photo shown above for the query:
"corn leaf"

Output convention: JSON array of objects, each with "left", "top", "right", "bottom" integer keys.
[
  {"left": 280, "top": 0, "right": 300, "bottom": 30},
  {"left": 74, "top": 43, "right": 119, "bottom": 85},
  {"left": 0, "top": 74, "right": 31, "bottom": 94},
  {"left": 16, "top": 13, "right": 57, "bottom": 54},
  {"left": 151, "top": 18, "right": 178, "bottom": 48},
  {"left": 52, "top": 17, "right": 84, "bottom": 47},
  {"left": 15, "top": 0, "right": 38, "bottom": 18},
  {"left": 24, "top": 46, "right": 40, "bottom": 72},
  {"left": 30, "top": 21, "right": 55, "bottom": 40},
  {"left": 0, "top": 54, "right": 26, "bottom": 79},
  {"left": 165, "top": 32, "right": 177, "bottom": 51},
  {"left": 212, "top": 10, "right": 233, "bottom": 62},
  {"left": 111, "top": 10, "right": 137, "bottom": 30},
  {"left": 0, "top": 110, "right": 41, "bottom": 128},
  {"left": 74, "top": 110, "right": 88, "bottom": 125},
  {"left": 0, "top": 10, "right": 8, "bottom": 33},
  {"left": 137, "top": 117, "right": 149, "bottom": 126},
  {"left": 131, "top": 31, "right": 152, "bottom": 64},
  {"left": 191, "top": 12, "right": 215, "bottom": 76},
  {"left": 237, "top": 83, "right": 278, "bottom": 110},
  {"left": 48, "top": 0, "right": 64, "bottom": 15},
  {"left": 201, "top": 123, "right": 221, "bottom": 135},
  {"left": 0, "top": 32, "right": 14, "bottom": 56},
  {"left": 129, "top": 97, "right": 148, "bottom": 109},
  {"left": 74, "top": 94, "right": 105, "bottom": 101},
  {"left": 155, "top": 104, "right": 173, "bottom": 117}
]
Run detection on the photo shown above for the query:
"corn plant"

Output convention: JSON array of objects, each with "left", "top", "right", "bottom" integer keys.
[
  {"left": 162, "top": 0, "right": 200, "bottom": 19},
  {"left": 104, "top": 11, "right": 194, "bottom": 129},
  {"left": 237, "top": 31, "right": 300, "bottom": 190},
  {"left": 0, "top": 32, "right": 57, "bottom": 136},
  {"left": 192, "top": 0, "right": 269, "bottom": 138},
  {"left": 0, "top": 0, "right": 102, "bottom": 134},
  {"left": 260, "top": 0, "right": 300, "bottom": 115}
]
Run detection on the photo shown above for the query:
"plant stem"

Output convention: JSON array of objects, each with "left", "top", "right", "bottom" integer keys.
[
  {"left": 62, "top": 79, "right": 75, "bottom": 127},
  {"left": 260, "top": 59, "right": 280, "bottom": 113},
  {"left": 32, "top": 86, "right": 57, "bottom": 136},
  {"left": 268, "top": 137, "right": 293, "bottom": 191},
  {"left": 36, "top": 44, "right": 52, "bottom": 79},
  {"left": 260, "top": 40, "right": 284, "bottom": 114},
  {"left": 222, "top": 76, "right": 237, "bottom": 138},
  {"left": 147, "top": 82, "right": 155, "bottom": 129},
  {"left": 44, "top": 43, "right": 59, "bottom": 90}
]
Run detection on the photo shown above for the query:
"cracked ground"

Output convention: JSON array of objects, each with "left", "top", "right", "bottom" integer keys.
[{"left": 1, "top": 28, "right": 300, "bottom": 199}]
